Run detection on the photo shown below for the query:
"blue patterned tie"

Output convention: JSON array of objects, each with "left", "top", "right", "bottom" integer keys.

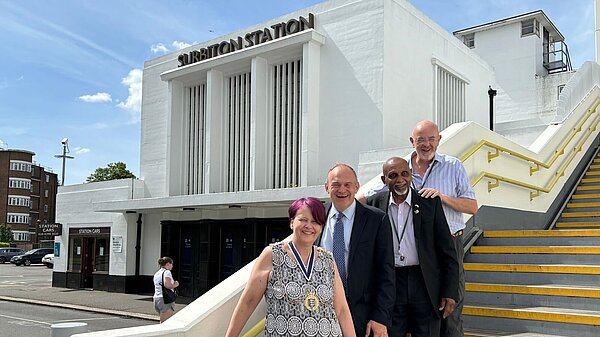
[{"left": 333, "top": 212, "right": 347, "bottom": 289}]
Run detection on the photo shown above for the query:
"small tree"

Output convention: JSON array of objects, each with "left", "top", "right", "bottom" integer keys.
[
  {"left": 86, "top": 162, "right": 136, "bottom": 182},
  {"left": 0, "top": 223, "right": 14, "bottom": 243}
]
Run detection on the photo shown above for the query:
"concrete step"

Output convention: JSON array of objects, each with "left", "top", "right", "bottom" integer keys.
[
  {"left": 464, "top": 305, "right": 600, "bottom": 337},
  {"left": 560, "top": 211, "right": 600, "bottom": 218},
  {"left": 464, "top": 330, "right": 568, "bottom": 337},
  {"left": 470, "top": 246, "right": 600, "bottom": 254},
  {"left": 566, "top": 201, "right": 600, "bottom": 208},
  {"left": 476, "top": 231, "right": 600, "bottom": 246},
  {"left": 571, "top": 193, "right": 600, "bottom": 199},
  {"left": 466, "top": 253, "right": 600, "bottom": 265},
  {"left": 555, "top": 222, "right": 600, "bottom": 228},
  {"left": 576, "top": 185, "right": 600, "bottom": 192},
  {"left": 465, "top": 263, "right": 600, "bottom": 286},
  {"left": 465, "top": 282, "right": 600, "bottom": 311}
]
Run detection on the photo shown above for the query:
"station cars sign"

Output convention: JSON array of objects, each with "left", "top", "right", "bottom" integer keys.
[
  {"left": 178, "top": 13, "right": 315, "bottom": 67},
  {"left": 37, "top": 222, "right": 62, "bottom": 238}
]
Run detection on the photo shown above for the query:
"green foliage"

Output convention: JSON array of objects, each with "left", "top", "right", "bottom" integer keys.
[
  {"left": 0, "top": 223, "right": 14, "bottom": 243},
  {"left": 86, "top": 162, "right": 136, "bottom": 183},
  {"left": 0, "top": 242, "right": 9, "bottom": 248}
]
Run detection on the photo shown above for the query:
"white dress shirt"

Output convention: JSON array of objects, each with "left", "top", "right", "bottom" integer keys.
[
  {"left": 388, "top": 192, "right": 419, "bottom": 267},
  {"left": 322, "top": 200, "right": 356, "bottom": 276}
]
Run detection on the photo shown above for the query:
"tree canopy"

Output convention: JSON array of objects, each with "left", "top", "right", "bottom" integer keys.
[
  {"left": 86, "top": 162, "right": 136, "bottom": 183},
  {"left": 0, "top": 223, "right": 13, "bottom": 243}
]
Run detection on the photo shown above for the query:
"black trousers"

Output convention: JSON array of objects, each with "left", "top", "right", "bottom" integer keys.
[
  {"left": 389, "top": 265, "right": 440, "bottom": 337},
  {"left": 441, "top": 235, "right": 464, "bottom": 337}
]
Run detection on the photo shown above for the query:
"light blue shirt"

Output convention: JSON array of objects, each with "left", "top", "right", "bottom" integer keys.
[
  {"left": 322, "top": 200, "right": 356, "bottom": 276},
  {"left": 366, "top": 151, "right": 476, "bottom": 234}
]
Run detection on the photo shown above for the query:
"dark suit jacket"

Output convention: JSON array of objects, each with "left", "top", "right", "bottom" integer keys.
[
  {"left": 366, "top": 189, "right": 459, "bottom": 316},
  {"left": 317, "top": 200, "right": 395, "bottom": 333}
]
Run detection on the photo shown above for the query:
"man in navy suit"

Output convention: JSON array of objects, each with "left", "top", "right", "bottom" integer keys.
[
  {"left": 366, "top": 157, "right": 459, "bottom": 337},
  {"left": 320, "top": 163, "right": 395, "bottom": 337}
]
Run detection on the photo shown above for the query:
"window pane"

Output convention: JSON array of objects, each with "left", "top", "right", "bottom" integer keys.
[
  {"left": 69, "top": 237, "right": 82, "bottom": 271},
  {"left": 95, "top": 238, "right": 109, "bottom": 272}
]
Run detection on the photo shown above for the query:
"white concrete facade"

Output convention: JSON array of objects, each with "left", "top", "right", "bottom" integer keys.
[
  {"left": 454, "top": 11, "right": 574, "bottom": 146},
  {"left": 55, "top": 0, "right": 576, "bottom": 291}
]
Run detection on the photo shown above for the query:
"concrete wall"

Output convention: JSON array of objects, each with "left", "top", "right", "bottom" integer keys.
[
  {"left": 55, "top": 179, "right": 142, "bottom": 276},
  {"left": 139, "top": 0, "right": 495, "bottom": 197}
]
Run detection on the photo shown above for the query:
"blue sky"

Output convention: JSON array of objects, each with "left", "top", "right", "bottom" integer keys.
[{"left": 0, "top": 0, "right": 594, "bottom": 185}]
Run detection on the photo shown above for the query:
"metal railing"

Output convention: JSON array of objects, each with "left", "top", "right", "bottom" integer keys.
[{"left": 462, "top": 99, "right": 600, "bottom": 200}]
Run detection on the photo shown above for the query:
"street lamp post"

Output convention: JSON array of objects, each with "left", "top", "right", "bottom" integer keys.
[{"left": 54, "top": 138, "right": 74, "bottom": 186}]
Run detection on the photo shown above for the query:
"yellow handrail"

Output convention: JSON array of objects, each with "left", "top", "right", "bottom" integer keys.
[
  {"left": 460, "top": 99, "right": 600, "bottom": 175},
  {"left": 467, "top": 99, "right": 600, "bottom": 200},
  {"left": 241, "top": 318, "right": 265, "bottom": 337}
]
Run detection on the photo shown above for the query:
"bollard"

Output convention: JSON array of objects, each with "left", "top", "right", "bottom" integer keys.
[{"left": 50, "top": 322, "right": 88, "bottom": 337}]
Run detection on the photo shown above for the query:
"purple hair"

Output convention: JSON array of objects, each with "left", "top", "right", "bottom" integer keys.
[{"left": 288, "top": 197, "right": 326, "bottom": 226}]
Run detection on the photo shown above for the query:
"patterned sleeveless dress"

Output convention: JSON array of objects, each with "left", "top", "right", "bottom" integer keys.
[{"left": 264, "top": 242, "right": 342, "bottom": 337}]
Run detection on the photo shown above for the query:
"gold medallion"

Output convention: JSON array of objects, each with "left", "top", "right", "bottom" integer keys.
[{"left": 304, "top": 291, "right": 320, "bottom": 312}]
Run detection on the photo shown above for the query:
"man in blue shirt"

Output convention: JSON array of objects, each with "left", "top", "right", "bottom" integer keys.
[{"left": 359, "top": 120, "right": 477, "bottom": 337}]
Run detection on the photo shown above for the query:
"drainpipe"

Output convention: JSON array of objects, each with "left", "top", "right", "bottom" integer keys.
[
  {"left": 135, "top": 213, "right": 142, "bottom": 276},
  {"left": 488, "top": 86, "right": 497, "bottom": 131}
]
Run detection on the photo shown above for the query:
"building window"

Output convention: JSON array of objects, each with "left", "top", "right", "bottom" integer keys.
[
  {"left": 13, "top": 231, "right": 31, "bottom": 242},
  {"left": 7, "top": 213, "right": 30, "bottom": 224},
  {"left": 224, "top": 71, "right": 252, "bottom": 192},
  {"left": 183, "top": 83, "right": 207, "bottom": 195},
  {"left": 557, "top": 85, "right": 565, "bottom": 100},
  {"left": 44, "top": 204, "right": 48, "bottom": 213},
  {"left": 9, "top": 178, "right": 31, "bottom": 190},
  {"left": 270, "top": 59, "right": 302, "bottom": 189},
  {"left": 521, "top": 19, "right": 539, "bottom": 37},
  {"left": 44, "top": 190, "right": 49, "bottom": 198},
  {"left": 9, "top": 160, "right": 32, "bottom": 173},
  {"left": 45, "top": 174, "right": 50, "bottom": 183},
  {"left": 463, "top": 34, "right": 475, "bottom": 48},
  {"left": 8, "top": 196, "right": 31, "bottom": 207},
  {"left": 432, "top": 59, "right": 468, "bottom": 131}
]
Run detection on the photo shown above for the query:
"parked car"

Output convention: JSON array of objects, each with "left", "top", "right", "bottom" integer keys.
[
  {"left": 0, "top": 248, "right": 25, "bottom": 264},
  {"left": 11, "top": 248, "right": 54, "bottom": 266},
  {"left": 42, "top": 253, "right": 54, "bottom": 268}
]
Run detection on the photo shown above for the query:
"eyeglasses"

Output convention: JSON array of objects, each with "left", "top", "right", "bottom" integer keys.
[{"left": 415, "top": 136, "right": 438, "bottom": 145}]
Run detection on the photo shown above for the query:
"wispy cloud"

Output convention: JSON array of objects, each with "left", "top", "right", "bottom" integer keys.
[
  {"left": 172, "top": 40, "right": 192, "bottom": 50},
  {"left": 79, "top": 92, "right": 112, "bottom": 103},
  {"left": 73, "top": 147, "right": 91, "bottom": 155},
  {"left": 116, "top": 69, "right": 142, "bottom": 123},
  {"left": 150, "top": 40, "right": 194, "bottom": 54},
  {"left": 151, "top": 43, "right": 168, "bottom": 54},
  {"left": 0, "top": 139, "right": 7, "bottom": 149}
]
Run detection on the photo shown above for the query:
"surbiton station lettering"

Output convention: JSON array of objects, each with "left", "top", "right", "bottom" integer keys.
[{"left": 178, "top": 13, "right": 314, "bottom": 67}]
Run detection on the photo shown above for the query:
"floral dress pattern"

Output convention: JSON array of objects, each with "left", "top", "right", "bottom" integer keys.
[{"left": 264, "top": 242, "right": 341, "bottom": 337}]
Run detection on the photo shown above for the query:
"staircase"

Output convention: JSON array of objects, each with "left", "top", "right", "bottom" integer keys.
[{"left": 462, "top": 152, "right": 600, "bottom": 337}]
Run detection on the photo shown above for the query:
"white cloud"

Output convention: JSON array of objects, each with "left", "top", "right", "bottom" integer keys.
[
  {"left": 0, "top": 139, "right": 7, "bottom": 149},
  {"left": 172, "top": 40, "right": 192, "bottom": 50},
  {"left": 116, "top": 68, "right": 142, "bottom": 122},
  {"left": 73, "top": 147, "right": 91, "bottom": 155},
  {"left": 151, "top": 43, "right": 168, "bottom": 54},
  {"left": 79, "top": 92, "right": 112, "bottom": 103},
  {"left": 150, "top": 40, "right": 193, "bottom": 54}
]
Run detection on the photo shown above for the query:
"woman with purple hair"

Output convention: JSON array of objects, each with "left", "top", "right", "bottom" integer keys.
[{"left": 226, "top": 197, "right": 356, "bottom": 337}]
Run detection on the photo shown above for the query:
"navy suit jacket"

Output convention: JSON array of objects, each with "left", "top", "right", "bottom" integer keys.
[
  {"left": 318, "top": 200, "right": 395, "bottom": 333},
  {"left": 366, "top": 189, "right": 459, "bottom": 316}
]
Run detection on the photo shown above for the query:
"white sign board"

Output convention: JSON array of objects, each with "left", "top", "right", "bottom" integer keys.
[{"left": 112, "top": 236, "right": 123, "bottom": 253}]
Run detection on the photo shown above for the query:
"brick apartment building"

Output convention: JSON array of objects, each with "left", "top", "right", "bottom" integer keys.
[{"left": 0, "top": 149, "right": 58, "bottom": 249}]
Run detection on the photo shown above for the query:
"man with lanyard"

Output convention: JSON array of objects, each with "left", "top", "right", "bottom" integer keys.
[{"left": 359, "top": 120, "right": 477, "bottom": 337}]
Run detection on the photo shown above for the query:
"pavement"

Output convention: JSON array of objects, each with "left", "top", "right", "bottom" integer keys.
[{"left": 0, "top": 285, "right": 190, "bottom": 322}]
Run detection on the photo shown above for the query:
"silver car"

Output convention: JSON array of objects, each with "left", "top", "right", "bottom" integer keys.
[
  {"left": 0, "top": 248, "right": 25, "bottom": 264},
  {"left": 42, "top": 253, "right": 54, "bottom": 269}
]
